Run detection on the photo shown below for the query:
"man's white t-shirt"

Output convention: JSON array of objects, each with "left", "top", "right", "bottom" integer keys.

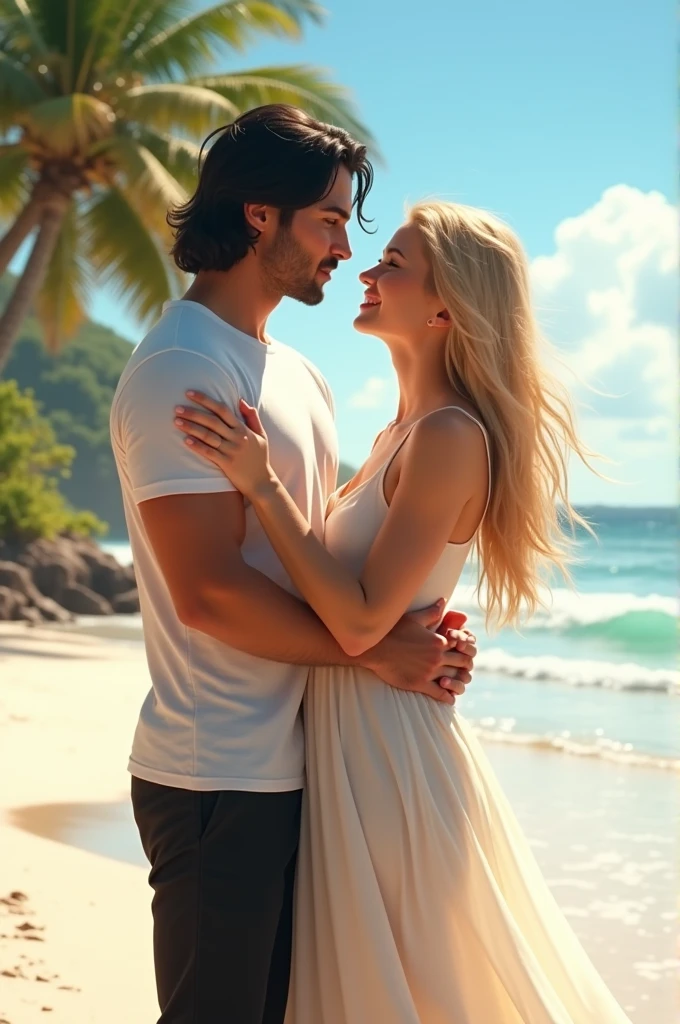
[{"left": 110, "top": 300, "right": 338, "bottom": 791}]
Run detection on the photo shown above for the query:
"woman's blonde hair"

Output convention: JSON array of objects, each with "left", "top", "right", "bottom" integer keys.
[{"left": 409, "top": 200, "right": 595, "bottom": 629}]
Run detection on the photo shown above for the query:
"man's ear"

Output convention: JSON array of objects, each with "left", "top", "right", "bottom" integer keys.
[{"left": 243, "top": 203, "right": 270, "bottom": 235}]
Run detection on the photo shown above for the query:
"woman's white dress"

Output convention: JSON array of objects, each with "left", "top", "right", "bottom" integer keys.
[{"left": 285, "top": 411, "right": 632, "bottom": 1024}]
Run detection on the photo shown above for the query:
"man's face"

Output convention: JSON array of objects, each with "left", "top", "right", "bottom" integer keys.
[{"left": 260, "top": 165, "right": 353, "bottom": 305}]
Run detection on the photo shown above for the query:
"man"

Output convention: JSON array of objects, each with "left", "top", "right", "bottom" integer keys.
[{"left": 110, "top": 104, "right": 476, "bottom": 1024}]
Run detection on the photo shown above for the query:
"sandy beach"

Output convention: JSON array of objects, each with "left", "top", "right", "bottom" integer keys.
[
  {"left": 0, "top": 625, "right": 157, "bottom": 1024},
  {"left": 0, "top": 623, "right": 677, "bottom": 1023}
]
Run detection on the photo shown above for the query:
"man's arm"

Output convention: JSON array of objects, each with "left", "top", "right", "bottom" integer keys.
[
  {"left": 141, "top": 489, "right": 363, "bottom": 666},
  {"left": 139, "top": 491, "right": 471, "bottom": 703}
]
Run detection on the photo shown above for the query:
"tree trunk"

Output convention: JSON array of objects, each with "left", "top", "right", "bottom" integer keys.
[
  {"left": 0, "top": 202, "right": 68, "bottom": 376},
  {"left": 0, "top": 190, "right": 48, "bottom": 279}
]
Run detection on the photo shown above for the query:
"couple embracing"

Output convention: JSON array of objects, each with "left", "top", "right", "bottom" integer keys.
[{"left": 111, "top": 105, "right": 631, "bottom": 1023}]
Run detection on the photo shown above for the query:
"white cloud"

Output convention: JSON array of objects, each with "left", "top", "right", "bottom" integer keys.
[
  {"left": 616, "top": 417, "right": 674, "bottom": 443},
  {"left": 348, "top": 376, "right": 392, "bottom": 409},
  {"left": 529, "top": 185, "right": 678, "bottom": 433}
]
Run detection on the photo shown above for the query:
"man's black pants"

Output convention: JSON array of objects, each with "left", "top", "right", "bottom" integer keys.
[{"left": 131, "top": 777, "right": 302, "bottom": 1024}]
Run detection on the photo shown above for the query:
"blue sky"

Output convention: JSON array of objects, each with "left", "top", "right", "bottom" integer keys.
[{"left": 94, "top": 0, "right": 677, "bottom": 504}]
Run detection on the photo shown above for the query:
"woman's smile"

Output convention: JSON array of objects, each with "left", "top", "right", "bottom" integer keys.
[{"left": 359, "top": 292, "right": 382, "bottom": 311}]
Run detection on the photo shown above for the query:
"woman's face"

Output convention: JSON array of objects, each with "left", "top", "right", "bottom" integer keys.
[{"left": 354, "top": 222, "right": 442, "bottom": 341}]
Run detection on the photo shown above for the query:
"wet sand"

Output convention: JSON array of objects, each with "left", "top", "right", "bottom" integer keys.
[
  {"left": 0, "top": 624, "right": 677, "bottom": 1023},
  {"left": 486, "top": 744, "right": 678, "bottom": 1021}
]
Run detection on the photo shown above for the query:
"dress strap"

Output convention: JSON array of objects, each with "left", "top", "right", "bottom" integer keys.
[
  {"left": 378, "top": 406, "right": 492, "bottom": 521},
  {"left": 377, "top": 421, "right": 420, "bottom": 491}
]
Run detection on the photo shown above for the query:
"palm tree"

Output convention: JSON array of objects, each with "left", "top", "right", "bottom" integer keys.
[{"left": 0, "top": 0, "right": 375, "bottom": 373}]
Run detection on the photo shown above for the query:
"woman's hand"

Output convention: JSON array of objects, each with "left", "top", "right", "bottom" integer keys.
[{"left": 174, "top": 390, "right": 274, "bottom": 499}]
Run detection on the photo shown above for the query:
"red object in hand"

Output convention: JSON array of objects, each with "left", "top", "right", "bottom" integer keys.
[{"left": 439, "top": 609, "right": 467, "bottom": 633}]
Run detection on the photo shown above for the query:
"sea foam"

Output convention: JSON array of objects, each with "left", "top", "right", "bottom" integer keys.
[{"left": 475, "top": 648, "right": 678, "bottom": 694}]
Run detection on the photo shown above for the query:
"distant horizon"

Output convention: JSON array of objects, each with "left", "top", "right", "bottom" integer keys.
[{"left": 102, "top": 506, "right": 678, "bottom": 544}]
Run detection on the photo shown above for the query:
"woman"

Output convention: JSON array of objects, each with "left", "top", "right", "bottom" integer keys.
[{"left": 174, "top": 201, "right": 631, "bottom": 1023}]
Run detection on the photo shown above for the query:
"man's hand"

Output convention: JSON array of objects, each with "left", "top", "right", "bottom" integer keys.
[
  {"left": 435, "top": 609, "right": 477, "bottom": 700},
  {"left": 361, "top": 601, "right": 475, "bottom": 705}
]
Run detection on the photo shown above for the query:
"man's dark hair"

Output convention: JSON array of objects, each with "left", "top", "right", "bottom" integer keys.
[{"left": 168, "top": 104, "right": 374, "bottom": 274}]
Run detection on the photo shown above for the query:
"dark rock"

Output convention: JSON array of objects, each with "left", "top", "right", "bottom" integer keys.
[
  {"left": 0, "top": 561, "right": 42, "bottom": 603},
  {"left": 64, "top": 533, "right": 101, "bottom": 553},
  {"left": 64, "top": 538, "right": 135, "bottom": 599},
  {"left": 111, "top": 588, "right": 140, "bottom": 614},
  {"left": 59, "top": 584, "right": 113, "bottom": 616},
  {"left": 16, "top": 538, "right": 91, "bottom": 602},
  {"left": 0, "top": 537, "right": 134, "bottom": 620},
  {"left": 0, "top": 585, "right": 27, "bottom": 620},
  {"left": 0, "top": 586, "right": 12, "bottom": 618},
  {"left": 90, "top": 561, "right": 136, "bottom": 600},
  {"left": 31, "top": 560, "right": 73, "bottom": 603},
  {"left": 77, "top": 547, "right": 115, "bottom": 571},
  {"left": 0, "top": 539, "right": 20, "bottom": 563},
  {"left": 32, "top": 595, "right": 74, "bottom": 624},
  {"left": 17, "top": 605, "right": 43, "bottom": 626},
  {"left": 67, "top": 536, "right": 114, "bottom": 569},
  {"left": 0, "top": 563, "right": 74, "bottom": 622}
]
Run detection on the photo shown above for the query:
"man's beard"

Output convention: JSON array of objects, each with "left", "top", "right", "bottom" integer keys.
[{"left": 261, "top": 223, "right": 337, "bottom": 306}]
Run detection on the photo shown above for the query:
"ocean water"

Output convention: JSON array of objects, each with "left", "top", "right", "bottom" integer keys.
[{"left": 101, "top": 506, "right": 678, "bottom": 772}]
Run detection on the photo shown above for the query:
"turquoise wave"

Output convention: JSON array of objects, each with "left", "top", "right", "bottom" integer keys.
[{"left": 557, "top": 609, "right": 676, "bottom": 655}]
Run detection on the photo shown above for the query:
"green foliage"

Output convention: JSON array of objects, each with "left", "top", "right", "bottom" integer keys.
[
  {"left": 2, "top": 273, "right": 131, "bottom": 534},
  {"left": 0, "top": 378, "right": 104, "bottom": 541}
]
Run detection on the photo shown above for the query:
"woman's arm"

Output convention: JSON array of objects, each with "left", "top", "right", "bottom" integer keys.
[{"left": 175, "top": 395, "right": 486, "bottom": 656}]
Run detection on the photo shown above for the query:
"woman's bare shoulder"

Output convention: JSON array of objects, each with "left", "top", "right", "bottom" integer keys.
[
  {"left": 404, "top": 407, "right": 487, "bottom": 490},
  {"left": 410, "top": 405, "right": 487, "bottom": 451}
]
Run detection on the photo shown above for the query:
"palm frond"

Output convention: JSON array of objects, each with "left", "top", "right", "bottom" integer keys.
[
  {"left": 95, "top": 0, "right": 193, "bottom": 77},
  {"left": 191, "top": 65, "right": 378, "bottom": 153},
  {"left": 84, "top": 185, "right": 179, "bottom": 325},
  {"left": 0, "top": 144, "right": 30, "bottom": 219},
  {"left": 0, "top": 0, "right": 50, "bottom": 57},
  {"left": 0, "top": 52, "right": 48, "bottom": 128},
  {"left": 117, "top": 123, "right": 200, "bottom": 193},
  {"left": 35, "top": 201, "right": 91, "bottom": 351},
  {"left": 127, "top": 0, "right": 324, "bottom": 79},
  {"left": 89, "top": 133, "right": 185, "bottom": 236},
  {"left": 116, "top": 82, "right": 238, "bottom": 136},
  {"left": 73, "top": 0, "right": 157, "bottom": 91},
  {"left": 15, "top": 0, "right": 102, "bottom": 71}
]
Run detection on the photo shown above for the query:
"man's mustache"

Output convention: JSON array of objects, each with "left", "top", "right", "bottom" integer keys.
[{"left": 319, "top": 259, "right": 339, "bottom": 273}]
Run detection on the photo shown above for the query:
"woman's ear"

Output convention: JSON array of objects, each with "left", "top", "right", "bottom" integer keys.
[{"left": 427, "top": 309, "right": 451, "bottom": 328}]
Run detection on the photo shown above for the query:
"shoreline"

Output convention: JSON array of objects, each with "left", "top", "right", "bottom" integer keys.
[{"left": 0, "top": 624, "right": 677, "bottom": 1023}]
